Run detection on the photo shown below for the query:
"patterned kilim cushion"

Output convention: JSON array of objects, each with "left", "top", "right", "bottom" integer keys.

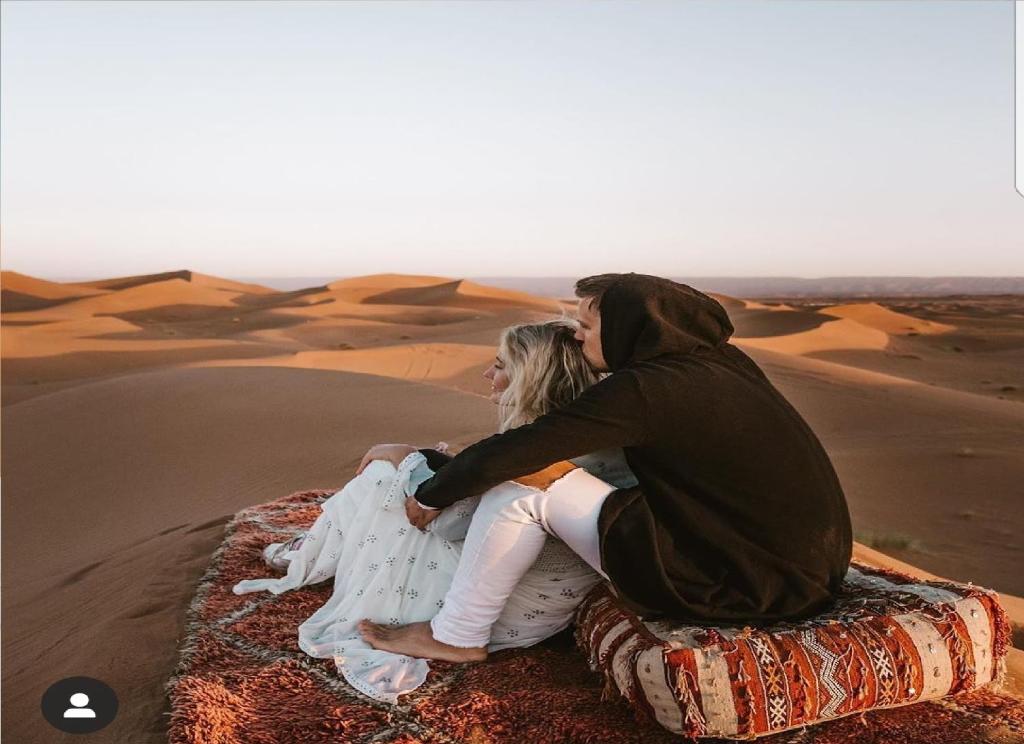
[
  {"left": 168, "top": 490, "right": 1024, "bottom": 743},
  {"left": 574, "top": 561, "right": 1014, "bottom": 740}
]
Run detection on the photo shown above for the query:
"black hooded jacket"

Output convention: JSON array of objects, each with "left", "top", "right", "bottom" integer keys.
[{"left": 413, "top": 273, "right": 853, "bottom": 624}]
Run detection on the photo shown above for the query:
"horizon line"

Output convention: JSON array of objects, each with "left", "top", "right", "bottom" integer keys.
[{"left": 22, "top": 271, "right": 1024, "bottom": 282}]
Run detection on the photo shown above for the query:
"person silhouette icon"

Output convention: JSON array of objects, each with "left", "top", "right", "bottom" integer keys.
[
  {"left": 42, "top": 676, "right": 117, "bottom": 733},
  {"left": 62, "top": 692, "right": 97, "bottom": 719}
]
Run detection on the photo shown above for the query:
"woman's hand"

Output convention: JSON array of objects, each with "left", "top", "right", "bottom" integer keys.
[
  {"left": 405, "top": 496, "right": 442, "bottom": 531},
  {"left": 356, "top": 443, "right": 418, "bottom": 475},
  {"left": 433, "top": 441, "right": 465, "bottom": 456}
]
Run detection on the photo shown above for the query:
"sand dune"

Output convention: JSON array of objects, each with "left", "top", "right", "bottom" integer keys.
[
  {"left": 356, "top": 276, "right": 563, "bottom": 312},
  {"left": 188, "top": 343, "right": 497, "bottom": 395},
  {"left": 189, "top": 274, "right": 561, "bottom": 343},
  {"left": 1, "top": 343, "right": 292, "bottom": 402},
  {"left": 730, "top": 297, "right": 1021, "bottom": 403},
  {"left": 230, "top": 314, "right": 456, "bottom": 353},
  {"left": 289, "top": 274, "right": 565, "bottom": 314},
  {"left": 769, "top": 298, "right": 1024, "bottom": 404},
  {"left": 736, "top": 316, "right": 890, "bottom": 354},
  {"left": 323, "top": 273, "right": 465, "bottom": 301},
  {"left": 268, "top": 294, "right": 486, "bottom": 324},
  {"left": 820, "top": 301, "right": 956, "bottom": 335},
  {"left": 730, "top": 298, "right": 919, "bottom": 352},
  {"left": 1, "top": 269, "right": 108, "bottom": 301},
  {"left": 730, "top": 303, "right": 833, "bottom": 339},
  {"left": 2, "top": 365, "right": 498, "bottom": 744},
  {"left": 1, "top": 271, "right": 557, "bottom": 400},
  {"left": 2, "top": 269, "right": 1022, "bottom": 742},
  {"left": 707, "top": 292, "right": 748, "bottom": 310},
  {"left": 731, "top": 297, "right": 957, "bottom": 345},
  {"left": 3, "top": 278, "right": 249, "bottom": 326},
  {"left": 729, "top": 296, "right": 950, "bottom": 354},
  {"left": 739, "top": 345, "right": 1024, "bottom": 590},
  {"left": 73, "top": 268, "right": 276, "bottom": 296},
  {"left": 0, "top": 269, "right": 108, "bottom": 312},
  {"left": 2, "top": 315, "right": 235, "bottom": 359}
]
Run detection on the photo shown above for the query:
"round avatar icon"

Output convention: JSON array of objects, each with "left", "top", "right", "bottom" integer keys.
[{"left": 41, "top": 676, "right": 118, "bottom": 734}]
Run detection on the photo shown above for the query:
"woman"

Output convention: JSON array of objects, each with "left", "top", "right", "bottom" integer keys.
[{"left": 232, "top": 319, "right": 637, "bottom": 703}]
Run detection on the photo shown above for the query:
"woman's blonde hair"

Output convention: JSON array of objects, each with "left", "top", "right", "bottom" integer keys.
[{"left": 496, "top": 319, "right": 600, "bottom": 432}]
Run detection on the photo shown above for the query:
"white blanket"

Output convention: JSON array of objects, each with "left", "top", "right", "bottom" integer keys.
[{"left": 232, "top": 452, "right": 603, "bottom": 703}]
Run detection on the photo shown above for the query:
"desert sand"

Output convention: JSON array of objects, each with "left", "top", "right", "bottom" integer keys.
[{"left": 2, "top": 269, "right": 1022, "bottom": 742}]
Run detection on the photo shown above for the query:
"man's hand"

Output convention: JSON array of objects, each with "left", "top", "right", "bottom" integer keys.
[
  {"left": 356, "top": 444, "right": 419, "bottom": 475},
  {"left": 405, "top": 496, "right": 442, "bottom": 531}
]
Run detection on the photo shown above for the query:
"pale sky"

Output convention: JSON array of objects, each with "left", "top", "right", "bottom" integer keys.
[{"left": 2, "top": 0, "right": 1022, "bottom": 280}]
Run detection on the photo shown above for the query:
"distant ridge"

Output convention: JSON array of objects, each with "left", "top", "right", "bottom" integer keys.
[
  {"left": 225, "top": 276, "right": 1023, "bottom": 298},
  {"left": 38, "top": 274, "right": 1024, "bottom": 298},
  {"left": 467, "top": 276, "right": 1024, "bottom": 299}
]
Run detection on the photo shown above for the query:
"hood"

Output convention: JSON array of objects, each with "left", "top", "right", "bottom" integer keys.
[{"left": 598, "top": 274, "right": 734, "bottom": 371}]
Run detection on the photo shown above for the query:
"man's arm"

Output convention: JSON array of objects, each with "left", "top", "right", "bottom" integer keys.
[
  {"left": 417, "top": 448, "right": 455, "bottom": 472},
  {"left": 413, "top": 370, "right": 649, "bottom": 509}
]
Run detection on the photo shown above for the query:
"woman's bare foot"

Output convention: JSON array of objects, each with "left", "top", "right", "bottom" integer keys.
[{"left": 357, "top": 619, "right": 488, "bottom": 663}]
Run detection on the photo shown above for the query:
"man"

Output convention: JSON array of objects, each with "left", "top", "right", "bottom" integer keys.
[{"left": 357, "top": 272, "right": 852, "bottom": 662}]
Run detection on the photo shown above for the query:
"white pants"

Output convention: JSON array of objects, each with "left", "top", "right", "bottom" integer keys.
[{"left": 430, "top": 467, "right": 616, "bottom": 648}]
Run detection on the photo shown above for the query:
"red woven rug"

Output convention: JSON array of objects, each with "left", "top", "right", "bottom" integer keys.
[{"left": 165, "top": 489, "right": 1024, "bottom": 743}]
